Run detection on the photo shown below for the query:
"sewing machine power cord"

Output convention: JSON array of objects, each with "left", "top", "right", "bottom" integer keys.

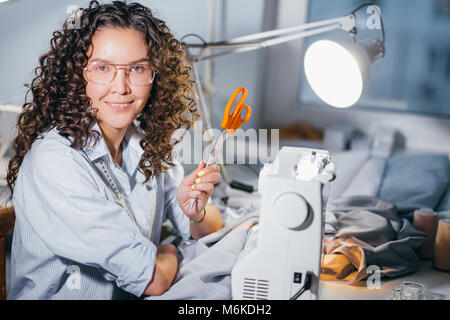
[{"left": 290, "top": 272, "right": 313, "bottom": 300}]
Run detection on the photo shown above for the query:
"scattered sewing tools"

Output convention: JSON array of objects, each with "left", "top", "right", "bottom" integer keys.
[{"left": 188, "top": 87, "right": 252, "bottom": 213}]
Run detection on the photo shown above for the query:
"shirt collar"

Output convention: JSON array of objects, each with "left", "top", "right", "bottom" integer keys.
[
  {"left": 122, "top": 121, "right": 145, "bottom": 175},
  {"left": 123, "top": 121, "right": 145, "bottom": 157},
  {"left": 84, "top": 121, "right": 144, "bottom": 165}
]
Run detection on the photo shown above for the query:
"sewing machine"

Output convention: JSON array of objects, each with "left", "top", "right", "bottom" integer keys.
[{"left": 231, "top": 146, "right": 336, "bottom": 300}]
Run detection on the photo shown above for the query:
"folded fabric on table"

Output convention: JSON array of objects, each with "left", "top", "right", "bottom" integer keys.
[
  {"left": 145, "top": 216, "right": 258, "bottom": 300},
  {"left": 377, "top": 153, "right": 449, "bottom": 218},
  {"left": 326, "top": 149, "right": 388, "bottom": 206},
  {"left": 322, "top": 196, "right": 427, "bottom": 284},
  {"left": 327, "top": 149, "right": 371, "bottom": 200}
]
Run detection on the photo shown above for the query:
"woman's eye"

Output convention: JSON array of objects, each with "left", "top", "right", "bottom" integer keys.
[
  {"left": 96, "top": 64, "right": 109, "bottom": 72},
  {"left": 131, "top": 65, "right": 145, "bottom": 72}
]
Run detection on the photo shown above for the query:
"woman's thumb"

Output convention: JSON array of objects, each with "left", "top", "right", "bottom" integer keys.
[{"left": 198, "top": 160, "right": 206, "bottom": 169}]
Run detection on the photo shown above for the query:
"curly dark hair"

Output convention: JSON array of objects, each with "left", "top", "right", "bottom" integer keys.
[{"left": 5, "top": 0, "right": 199, "bottom": 202}]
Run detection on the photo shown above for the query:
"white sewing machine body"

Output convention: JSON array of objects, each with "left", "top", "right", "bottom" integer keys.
[{"left": 231, "top": 146, "right": 335, "bottom": 300}]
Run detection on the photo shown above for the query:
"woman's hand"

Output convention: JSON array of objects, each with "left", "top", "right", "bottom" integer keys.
[{"left": 176, "top": 161, "right": 221, "bottom": 221}]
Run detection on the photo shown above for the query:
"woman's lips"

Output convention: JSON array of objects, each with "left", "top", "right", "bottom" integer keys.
[{"left": 105, "top": 101, "right": 133, "bottom": 111}]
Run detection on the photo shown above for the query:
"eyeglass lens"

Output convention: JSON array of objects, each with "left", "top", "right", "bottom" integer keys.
[{"left": 85, "top": 62, "right": 155, "bottom": 85}]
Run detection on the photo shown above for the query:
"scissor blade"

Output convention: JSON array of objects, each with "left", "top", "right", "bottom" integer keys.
[
  {"left": 206, "top": 129, "right": 227, "bottom": 166},
  {"left": 189, "top": 130, "right": 227, "bottom": 213}
]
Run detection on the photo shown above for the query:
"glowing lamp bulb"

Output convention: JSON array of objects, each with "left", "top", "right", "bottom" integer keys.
[{"left": 304, "top": 40, "right": 369, "bottom": 108}]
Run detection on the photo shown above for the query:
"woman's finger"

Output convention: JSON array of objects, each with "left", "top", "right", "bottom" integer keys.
[
  {"left": 187, "top": 190, "right": 203, "bottom": 199},
  {"left": 184, "top": 161, "right": 207, "bottom": 185},
  {"left": 185, "top": 163, "right": 220, "bottom": 185},
  {"left": 191, "top": 182, "right": 214, "bottom": 195},
  {"left": 192, "top": 172, "right": 221, "bottom": 185}
]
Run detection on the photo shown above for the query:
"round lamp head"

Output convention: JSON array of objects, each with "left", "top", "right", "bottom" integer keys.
[{"left": 304, "top": 39, "right": 371, "bottom": 108}]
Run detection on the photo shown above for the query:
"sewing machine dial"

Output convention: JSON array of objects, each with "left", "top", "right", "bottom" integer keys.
[{"left": 273, "top": 192, "right": 310, "bottom": 229}]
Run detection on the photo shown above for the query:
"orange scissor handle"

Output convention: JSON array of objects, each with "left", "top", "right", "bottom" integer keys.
[{"left": 221, "top": 87, "right": 252, "bottom": 135}]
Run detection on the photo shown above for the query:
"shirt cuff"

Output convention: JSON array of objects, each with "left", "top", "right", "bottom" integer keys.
[{"left": 115, "top": 233, "right": 158, "bottom": 297}]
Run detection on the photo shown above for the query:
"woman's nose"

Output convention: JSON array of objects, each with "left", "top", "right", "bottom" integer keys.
[{"left": 110, "top": 69, "right": 131, "bottom": 94}]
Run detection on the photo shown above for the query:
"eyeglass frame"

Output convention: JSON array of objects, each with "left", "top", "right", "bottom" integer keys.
[{"left": 83, "top": 61, "right": 157, "bottom": 86}]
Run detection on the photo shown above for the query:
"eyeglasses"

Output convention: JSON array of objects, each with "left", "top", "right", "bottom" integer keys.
[{"left": 83, "top": 61, "right": 156, "bottom": 86}]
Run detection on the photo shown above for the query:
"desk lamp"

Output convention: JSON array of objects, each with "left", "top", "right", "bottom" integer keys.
[{"left": 183, "top": 2, "right": 385, "bottom": 110}]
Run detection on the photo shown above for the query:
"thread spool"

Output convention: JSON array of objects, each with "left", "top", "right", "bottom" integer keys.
[
  {"left": 433, "top": 219, "right": 450, "bottom": 272},
  {"left": 413, "top": 208, "right": 438, "bottom": 260}
]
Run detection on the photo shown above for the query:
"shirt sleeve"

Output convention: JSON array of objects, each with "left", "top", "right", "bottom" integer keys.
[
  {"left": 162, "top": 159, "right": 191, "bottom": 240},
  {"left": 16, "top": 143, "right": 156, "bottom": 297}
]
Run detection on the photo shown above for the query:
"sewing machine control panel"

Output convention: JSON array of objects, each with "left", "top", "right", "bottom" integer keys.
[
  {"left": 290, "top": 268, "right": 310, "bottom": 299},
  {"left": 293, "top": 272, "right": 302, "bottom": 283}
]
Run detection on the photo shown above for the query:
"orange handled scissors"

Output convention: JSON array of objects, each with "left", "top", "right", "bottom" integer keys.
[
  {"left": 188, "top": 87, "right": 252, "bottom": 213},
  {"left": 221, "top": 87, "right": 252, "bottom": 136}
]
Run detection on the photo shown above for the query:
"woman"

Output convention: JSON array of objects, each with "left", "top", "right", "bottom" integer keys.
[{"left": 6, "top": 1, "right": 223, "bottom": 299}]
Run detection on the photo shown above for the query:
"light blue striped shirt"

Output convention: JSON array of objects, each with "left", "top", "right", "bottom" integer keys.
[{"left": 7, "top": 121, "right": 190, "bottom": 300}]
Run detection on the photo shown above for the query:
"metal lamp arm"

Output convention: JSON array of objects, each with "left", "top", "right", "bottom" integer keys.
[{"left": 185, "top": 14, "right": 355, "bottom": 62}]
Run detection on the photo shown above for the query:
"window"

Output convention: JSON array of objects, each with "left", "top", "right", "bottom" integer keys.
[{"left": 298, "top": 0, "right": 450, "bottom": 117}]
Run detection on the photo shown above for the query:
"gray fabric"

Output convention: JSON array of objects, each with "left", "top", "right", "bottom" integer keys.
[
  {"left": 436, "top": 162, "right": 450, "bottom": 211},
  {"left": 328, "top": 150, "right": 370, "bottom": 200},
  {"left": 377, "top": 153, "right": 449, "bottom": 215},
  {"left": 436, "top": 185, "right": 450, "bottom": 211},
  {"left": 145, "top": 216, "right": 258, "bottom": 300},
  {"left": 326, "top": 151, "right": 449, "bottom": 217},
  {"left": 326, "top": 196, "right": 427, "bottom": 279},
  {"left": 340, "top": 157, "right": 387, "bottom": 198}
]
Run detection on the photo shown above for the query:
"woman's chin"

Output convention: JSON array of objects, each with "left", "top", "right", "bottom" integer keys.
[{"left": 100, "top": 117, "right": 135, "bottom": 131}]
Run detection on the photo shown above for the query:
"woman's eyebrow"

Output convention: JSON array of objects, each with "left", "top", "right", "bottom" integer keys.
[{"left": 90, "top": 58, "right": 150, "bottom": 64}]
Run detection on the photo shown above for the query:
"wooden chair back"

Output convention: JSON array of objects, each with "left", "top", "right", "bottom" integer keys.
[{"left": 0, "top": 206, "right": 15, "bottom": 300}]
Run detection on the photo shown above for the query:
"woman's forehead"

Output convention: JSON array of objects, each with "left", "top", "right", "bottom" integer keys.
[{"left": 87, "top": 27, "right": 149, "bottom": 63}]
